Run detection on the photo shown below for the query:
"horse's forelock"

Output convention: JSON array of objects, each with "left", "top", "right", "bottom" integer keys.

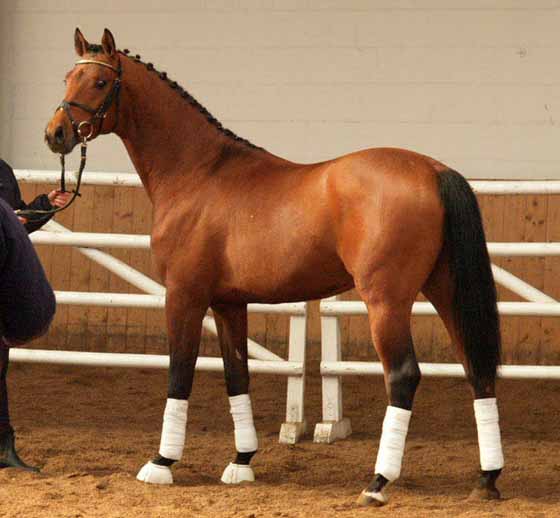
[{"left": 86, "top": 43, "right": 103, "bottom": 54}]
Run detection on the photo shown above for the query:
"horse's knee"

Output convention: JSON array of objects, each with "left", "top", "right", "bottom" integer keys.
[{"left": 387, "top": 355, "right": 421, "bottom": 409}]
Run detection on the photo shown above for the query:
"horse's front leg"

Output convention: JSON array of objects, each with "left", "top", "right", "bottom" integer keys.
[
  {"left": 213, "top": 303, "right": 258, "bottom": 485},
  {"left": 137, "top": 289, "right": 207, "bottom": 485}
]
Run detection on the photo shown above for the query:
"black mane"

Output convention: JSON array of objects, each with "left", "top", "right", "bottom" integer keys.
[{"left": 115, "top": 48, "right": 262, "bottom": 151}]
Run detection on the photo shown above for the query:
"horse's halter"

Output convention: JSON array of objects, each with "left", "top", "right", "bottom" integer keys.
[
  {"left": 17, "top": 57, "right": 123, "bottom": 219},
  {"left": 59, "top": 57, "right": 123, "bottom": 142}
]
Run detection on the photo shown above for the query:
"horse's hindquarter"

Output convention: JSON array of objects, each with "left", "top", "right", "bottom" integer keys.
[{"left": 327, "top": 148, "right": 446, "bottom": 303}]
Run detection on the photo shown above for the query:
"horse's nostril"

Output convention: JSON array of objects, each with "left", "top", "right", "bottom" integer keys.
[{"left": 54, "top": 125, "right": 65, "bottom": 144}]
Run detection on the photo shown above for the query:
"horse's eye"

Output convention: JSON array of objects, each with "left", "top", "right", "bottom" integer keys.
[{"left": 96, "top": 80, "right": 107, "bottom": 89}]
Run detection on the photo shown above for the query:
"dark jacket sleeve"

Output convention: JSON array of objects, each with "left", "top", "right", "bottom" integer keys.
[
  {"left": 0, "top": 199, "right": 55, "bottom": 344},
  {"left": 0, "top": 159, "right": 23, "bottom": 209},
  {"left": 0, "top": 159, "right": 54, "bottom": 233},
  {"left": 20, "top": 194, "right": 54, "bottom": 234}
]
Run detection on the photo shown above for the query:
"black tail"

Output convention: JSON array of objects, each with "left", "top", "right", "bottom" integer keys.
[{"left": 437, "top": 169, "right": 501, "bottom": 384}]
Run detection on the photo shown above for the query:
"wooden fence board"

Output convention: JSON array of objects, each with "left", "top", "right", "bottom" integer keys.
[{"left": 13, "top": 185, "right": 559, "bottom": 364}]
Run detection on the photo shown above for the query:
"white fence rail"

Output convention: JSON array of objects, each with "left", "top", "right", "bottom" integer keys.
[
  {"left": 14, "top": 170, "right": 560, "bottom": 446},
  {"left": 11, "top": 349, "right": 303, "bottom": 375},
  {"left": 29, "top": 230, "right": 560, "bottom": 257},
  {"left": 320, "top": 361, "right": 560, "bottom": 379},
  {"left": 54, "top": 290, "right": 306, "bottom": 315},
  {"left": 14, "top": 170, "right": 560, "bottom": 194},
  {"left": 321, "top": 300, "right": 560, "bottom": 317}
]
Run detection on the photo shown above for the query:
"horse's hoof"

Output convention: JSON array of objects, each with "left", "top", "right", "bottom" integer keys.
[
  {"left": 136, "top": 461, "right": 173, "bottom": 485},
  {"left": 356, "top": 489, "right": 388, "bottom": 507},
  {"left": 468, "top": 486, "right": 501, "bottom": 501},
  {"left": 221, "top": 462, "right": 255, "bottom": 484}
]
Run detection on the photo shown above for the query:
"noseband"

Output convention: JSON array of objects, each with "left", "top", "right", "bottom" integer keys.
[{"left": 17, "top": 58, "right": 123, "bottom": 219}]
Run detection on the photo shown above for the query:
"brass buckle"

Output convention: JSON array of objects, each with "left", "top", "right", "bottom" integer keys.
[{"left": 77, "top": 120, "right": 94, "bottom": 142}]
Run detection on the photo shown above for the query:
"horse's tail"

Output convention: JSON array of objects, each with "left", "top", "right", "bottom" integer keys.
[{"left": 436, "top": 169, "right": 501, "bottom": 384}]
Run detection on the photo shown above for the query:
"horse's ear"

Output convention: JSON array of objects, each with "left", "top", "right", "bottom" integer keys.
[
  {"left": 74, "top": 28, "right": 88, "bottom": 56},
  {"left": 101, "top": 28, "right": 117, "bottom": 57}
]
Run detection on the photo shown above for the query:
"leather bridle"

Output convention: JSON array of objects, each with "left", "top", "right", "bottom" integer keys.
[
  {"left": 16, "top": 57, "right": 123, "bottom": 218},
  {"left": 59, "top": 58, "right": 122, "bottom": 142}
]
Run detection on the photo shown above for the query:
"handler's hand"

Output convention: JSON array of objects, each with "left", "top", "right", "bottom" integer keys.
[
  {"left": 48, "top": 190, "right": 72, "bottom": 208},
  {"left": 17, "top": 216, "right": 28, "bottom": 225}
]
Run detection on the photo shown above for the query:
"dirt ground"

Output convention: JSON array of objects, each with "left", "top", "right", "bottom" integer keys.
[{"left": 0, "top": 363, "right": 559, "bottom": 518}]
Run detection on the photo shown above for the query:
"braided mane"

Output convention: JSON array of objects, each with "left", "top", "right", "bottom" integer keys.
[{"left": 87, "top": 44, "right": 263, "bottom": 151}]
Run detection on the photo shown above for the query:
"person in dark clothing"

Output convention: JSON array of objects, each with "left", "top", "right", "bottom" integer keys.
[
  {"left": 0, "top": 199, "right": 56, "bottom": 470},
  {"left": 0, "top": 159, "right": 71, "bottom": 233}
]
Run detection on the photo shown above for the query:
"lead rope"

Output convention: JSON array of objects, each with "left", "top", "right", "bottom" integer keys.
[
  {"left": 60, "top": 154, "right": 66, "bottom": 193},
  {"left": 15, "top": 138, "right": 87, "bottom": 218}
]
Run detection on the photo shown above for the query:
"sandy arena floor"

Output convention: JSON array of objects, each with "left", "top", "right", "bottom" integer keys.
[{"left": 0, "top": 362, "right": 559, "bottom": 517}]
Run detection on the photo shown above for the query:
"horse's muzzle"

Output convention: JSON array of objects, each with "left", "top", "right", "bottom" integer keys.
[{"left": 44, "top": 112, "right": 76, "bottom": 155}]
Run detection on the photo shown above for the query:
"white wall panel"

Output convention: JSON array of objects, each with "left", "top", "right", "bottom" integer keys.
[{"left": 2, "top": 0, "right": 559, "bottom": 178}]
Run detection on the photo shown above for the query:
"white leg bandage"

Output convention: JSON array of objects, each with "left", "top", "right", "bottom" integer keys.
[
  {"left": 374, "top": 406, "right": 411, "bottom": 482},
  {"left": 137, "top": 398, "right": 188, "bottom": 485},
  {"left": 474, "top": 398, "right": 504, "bottom": 471},
  {"left": 159, "top": 398, "right": 188, "bottom": 460},
  {"left": 229, "top": 394, "right": 258, "bottom": 452}
]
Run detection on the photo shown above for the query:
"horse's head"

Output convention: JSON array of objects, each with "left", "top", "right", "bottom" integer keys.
[{"left": 45, "top": 28, "right": 122, "bottom": 154}]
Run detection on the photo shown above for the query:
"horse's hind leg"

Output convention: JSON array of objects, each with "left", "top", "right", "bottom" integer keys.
[
  {"left": 423, "top": 255, "right": 503, "bottom": 500},
  {"left": 356, "top": 299, "right": 420, "bottom": 507},
  {"left": 212, "top": 303, "right": 258, "bottom": 484}
]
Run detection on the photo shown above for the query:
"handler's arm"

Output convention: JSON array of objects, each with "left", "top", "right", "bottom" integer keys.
[
  {"left": 19, "top": 195, "right": 54, "bottom": 234},
  {"left": 0, "top": 199, "right": 55, "bottom": 344}
]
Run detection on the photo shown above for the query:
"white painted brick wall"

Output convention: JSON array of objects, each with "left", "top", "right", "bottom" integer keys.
[{"left": 2, "top": 0, "right": 560, "bottom": 178}]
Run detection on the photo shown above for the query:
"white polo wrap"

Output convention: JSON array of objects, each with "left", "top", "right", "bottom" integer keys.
[
  {"left": 374, "top": 405, "right": 411, "bottom": 482},
  {"left": 474, "top": 398, "right": 504, "bottom": 471},
  {"left": 229, "top": 394, "right": 258, "bottom": 452},
  {"left": 159, "top": 398, "right": 188, "bottom": 460}
]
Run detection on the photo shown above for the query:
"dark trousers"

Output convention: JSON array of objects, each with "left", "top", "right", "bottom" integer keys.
[{"left": 0, "top": 347, "right": 10, "bottom": 434}]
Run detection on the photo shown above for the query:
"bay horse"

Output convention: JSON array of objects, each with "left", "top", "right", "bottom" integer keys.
[{"left": 45, "top": 29, "right": 504, "bottom": 506}]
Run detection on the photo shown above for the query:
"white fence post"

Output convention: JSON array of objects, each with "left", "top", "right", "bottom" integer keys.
[
  {"left": 279, "top": 308, "right": 307, "bottom": 443},
  {"left": 313, "top": 296, "right": 351, "bottom": 443}
]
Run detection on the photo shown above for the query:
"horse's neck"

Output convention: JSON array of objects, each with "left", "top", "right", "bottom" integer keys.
[{"left": 115, "top": 57, "right": 274, "bottom": 203}]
